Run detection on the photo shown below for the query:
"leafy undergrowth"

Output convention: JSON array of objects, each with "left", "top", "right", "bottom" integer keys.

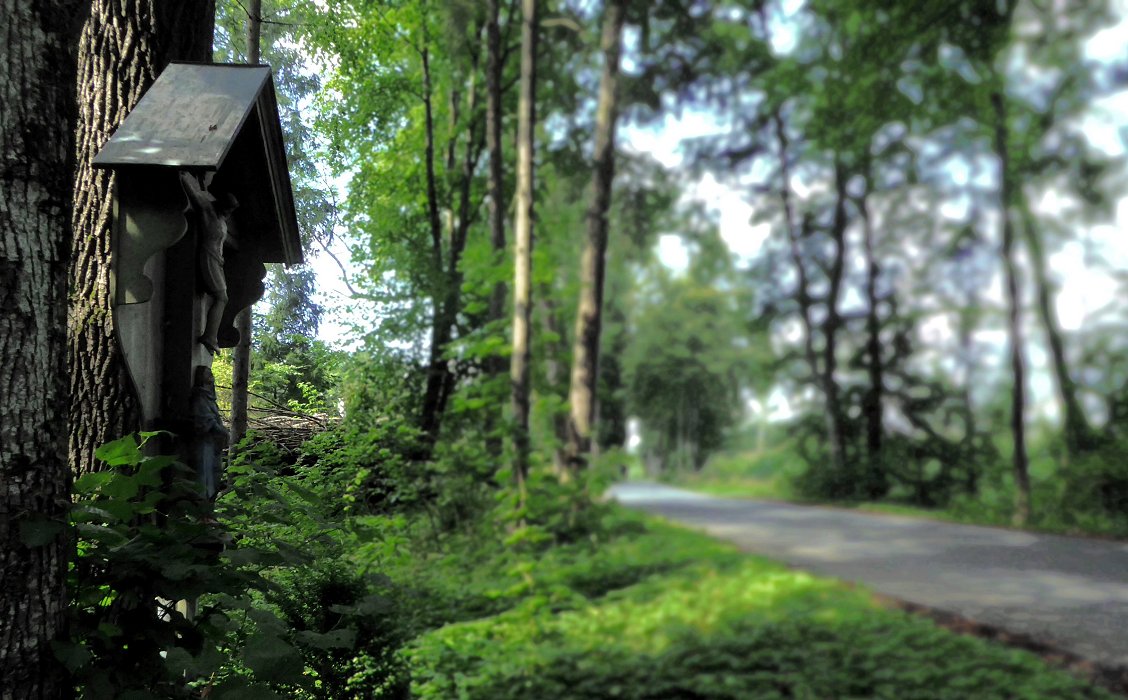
[
  {"left": 64, "top": 433, "right": 1119, "bottom": 698},
  {"left": 385, "top": 506, "right": 733, "bottom": 636},
  {"left": 404, "top": 510, "right": 1114, "bottom": 700}
]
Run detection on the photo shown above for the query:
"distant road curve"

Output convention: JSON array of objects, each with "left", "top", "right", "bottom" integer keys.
[{"left": 608, "top": 481, "right": 1128, "bottom": 669}]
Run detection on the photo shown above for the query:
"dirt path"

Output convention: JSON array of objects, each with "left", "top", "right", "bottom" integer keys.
[{"left": 609, "top": 481, "right": 1128, "bottom": 670}]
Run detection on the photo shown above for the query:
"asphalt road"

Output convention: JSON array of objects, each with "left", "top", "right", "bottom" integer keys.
[{"left": 608, "top": 481, "right": 1128, "bottom": 669}]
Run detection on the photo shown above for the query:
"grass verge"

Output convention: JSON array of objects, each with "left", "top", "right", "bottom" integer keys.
[{"left": 402, "top": 507, "right": 1116, "bottom": 699}]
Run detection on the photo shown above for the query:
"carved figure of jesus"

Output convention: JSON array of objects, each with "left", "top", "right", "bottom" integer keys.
[{"left": 179, "top": 171, "right": 239, "bottom": 353}]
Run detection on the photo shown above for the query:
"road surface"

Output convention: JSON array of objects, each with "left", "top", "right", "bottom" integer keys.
[{"left": 609, "top": 481, "right": 1128, "bottom": 669}]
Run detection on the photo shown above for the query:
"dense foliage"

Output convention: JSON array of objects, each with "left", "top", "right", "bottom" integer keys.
[{"left": 59, "top": 432, "right": 1117, "bottom": 698}]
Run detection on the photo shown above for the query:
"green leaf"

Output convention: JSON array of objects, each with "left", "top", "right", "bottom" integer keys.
[
  {"left": 75, "top": 522, "right": 129, "bottom": 546},
  {"left": 96, "top": 622, "right": 121, "bottom": 638},
  {"left": 51, "top": 640, "right": 91, "bottom": 672},
  {"left": 73, "top": 471, "right": 113, "bottom": 496},
  {"left": 295, "top": 628, "right": 357, "bottom": 650},
  {"left": 100, "top": 473, "right": 141, "bottom": 500},
  {"left": 242, "top": 634, "right": 305, "bottom": 684},
  {"left": 19, "top": 517, "right": 65, "bottom": 547},
  {"left": 94, "top": 435, "right": 143, "bottom": 467},
  {"left": 136, "top": 455, "right": 178, "bottom": 486},
  {"left": 212, "top": 679, "right": 284, "bottom": 700},
  {"left": 71, "top": 503, "right": 116, "bottom": 523}
]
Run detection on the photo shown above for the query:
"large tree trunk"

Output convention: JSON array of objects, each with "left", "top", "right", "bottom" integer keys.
[
  {"left": 69, "top": 0, "right": 215, "bottom": 475},
  {"left": 0, "top": 2, "right": 84, "bottom": 694},
  {"left": 1017, "top": 193, "right": 1092, "bottom": 458},
  {"left": 510, "top": 0, "right": 538, "bottom": 485},
  {"left": 229, "top": 0, "right": 262, "bottom": 449},
  {"left": 564, "top": 0, "right": 626, "bottom": 473},
  {"left": 991, "top": 89, "right": 1032, "bottom": 525}
]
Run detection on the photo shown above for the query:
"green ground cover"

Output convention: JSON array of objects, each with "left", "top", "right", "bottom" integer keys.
[
  {"left": 67, "top": 435, "right": 1119, "bottom": 698},
  {"left": 401, "top": 508, "right": 1113, "bottom": 699}
]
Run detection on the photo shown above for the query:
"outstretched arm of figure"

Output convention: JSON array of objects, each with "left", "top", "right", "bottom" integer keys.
[{"left": 179, "top": 170, "right": 209, "bottom": 210}]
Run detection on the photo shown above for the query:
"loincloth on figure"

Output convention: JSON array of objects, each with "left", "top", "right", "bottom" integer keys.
[{"left": 199, "top": 250, "right": 227, "bottom": 296}]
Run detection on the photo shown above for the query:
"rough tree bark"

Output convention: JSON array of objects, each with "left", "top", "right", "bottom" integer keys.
[
  {"left": 69, "top": 0, "right": 215, "bottom": 475},
  {"left": 0, "top": 2, "right": 85, "bottom": 695},
  {"left": 991, "top": 89, "right": 1032, "bottom": 525},
  {"left": 510, "top": 0, "right": 538, "bottom": 486},
  {"left": 564, "top": 0, "right": 627, "bottom": 473},
  {"left": 229, "top": 0, "right": 262, "bottom": 448}
]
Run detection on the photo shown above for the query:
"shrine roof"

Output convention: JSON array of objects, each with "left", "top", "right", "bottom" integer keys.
[{"left": 94, "top": 63, "right": 301, "bottom": 265}]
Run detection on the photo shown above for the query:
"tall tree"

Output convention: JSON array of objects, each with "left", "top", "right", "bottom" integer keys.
[
  {"left": 768, "top": 108, "right": 842, "bottom": 471},
  {"left": 627, "top": 236, "right": 747, "bottom": 475},
  {"left": 1018, "top": 195, "right": 1093, "bottom": 457},
  {"left": 991, "top": 86, "right": 1032, "bottom": 525},
  {"left": 563, "top": 0, "right": 627, "bottom": 472},
  {"left": 855, "top": 162, "right": 889, "bottom": 498},
  {"left": 214, "top": 0, "right": 328, "bottom": 419},
  {"left": 312, "top": 2, "right": 490, "bottom": 448},
  {"left": 485, "top": 0, "right": 509, "bottom": 392},
  {"left": 69, "top": 0, "right": 215, "bottom": 474},
  {"left": 229, "top": 0, "right": 262, "bottom": 448},
  {"left": 0, "top": 1, "right": 85, "bottom": 694},
  {"left": 510, "top": 0, "right": 537, "bottom": 486},
  {"left": 1003, "top": 0, "right": 1112, "bottom": 460},
  {"left": 417, "top": 17, "right": 486, "bottom": 445}
]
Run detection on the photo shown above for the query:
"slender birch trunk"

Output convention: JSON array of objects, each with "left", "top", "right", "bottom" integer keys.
[{"left": 510, "top": 0, "right": 538, "bottom": 485}]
